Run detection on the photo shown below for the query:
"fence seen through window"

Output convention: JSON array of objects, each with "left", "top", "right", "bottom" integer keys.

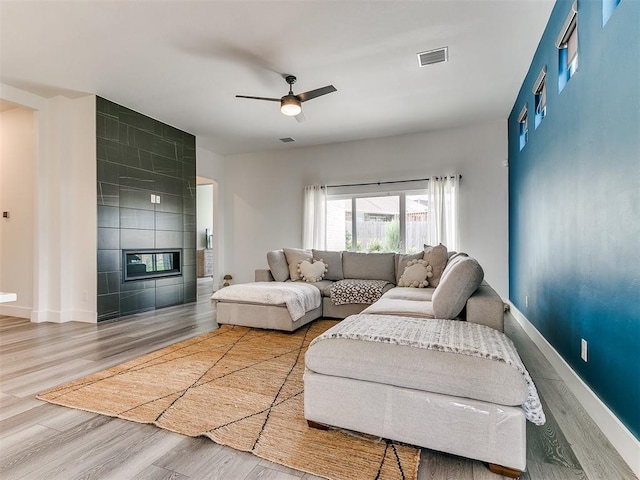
[{"left": 326, "top": 192, "right": 429, "bottom": 253}]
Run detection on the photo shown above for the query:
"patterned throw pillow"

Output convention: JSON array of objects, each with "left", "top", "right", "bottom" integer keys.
[
  {"left": 398, "top": 259, "right": 433, "bottom": 288},
  {"left": 298, "top": 259, "right": 328, "bottom": 283}
]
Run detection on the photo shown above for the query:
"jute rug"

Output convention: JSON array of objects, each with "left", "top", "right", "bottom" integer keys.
[{"left": 38, "top": 320, "right": 420, "bottom": 480}]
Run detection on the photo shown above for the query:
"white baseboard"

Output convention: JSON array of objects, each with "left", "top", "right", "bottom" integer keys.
[
  {"left": 29, "top": 309, "right": 97, "bottom": 323},
  {"left": 0, "top": 304, "right": 31, "bottom": 319},
  {"left": 509, "top": 302, "right": 640, "bottom": 477}
]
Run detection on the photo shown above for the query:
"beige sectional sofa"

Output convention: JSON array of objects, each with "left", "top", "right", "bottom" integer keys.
[{"left": 212, "top": 246, "right": 535, "bottom": 477}]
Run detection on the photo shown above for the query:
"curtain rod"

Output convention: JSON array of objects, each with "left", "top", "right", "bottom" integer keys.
[{"left": 324, "top": 175, "right": 461, "bottom": 189}]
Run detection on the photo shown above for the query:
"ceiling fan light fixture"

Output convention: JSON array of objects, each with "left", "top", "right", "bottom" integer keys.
[{"left": 280, "top": 95, "right": 301, "bottom": 116}]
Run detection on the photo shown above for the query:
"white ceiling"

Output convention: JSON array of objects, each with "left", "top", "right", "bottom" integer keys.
[{"left": 0, "top": 0, "right": 554, "bottom": 155}]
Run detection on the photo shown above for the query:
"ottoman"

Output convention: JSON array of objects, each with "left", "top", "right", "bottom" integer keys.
[{"left": 304, "top": 314, "right": 544, "bottom": 477}]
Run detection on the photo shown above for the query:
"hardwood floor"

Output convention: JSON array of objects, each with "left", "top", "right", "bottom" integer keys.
[{"left": 0, "top": 299, "right": 636, "bottom": 480}]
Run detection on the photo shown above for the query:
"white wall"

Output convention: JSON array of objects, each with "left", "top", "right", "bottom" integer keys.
[
  {"left": 0, "top": 106, "right": 36, "bottom": 318},
  {"left": 0, "top": 83, "right": 96, "bottom": 322},
  {"left": 222, "top": 120, "right": 509, "bottom": 297}
]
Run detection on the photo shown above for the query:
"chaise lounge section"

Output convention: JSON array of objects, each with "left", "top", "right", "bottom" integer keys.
[{"left": 303, "top": 313, "right": 544, "bottom": 477}]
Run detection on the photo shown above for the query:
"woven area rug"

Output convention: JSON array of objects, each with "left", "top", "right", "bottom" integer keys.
[{"left": 38, "top": 320, "right": 420, "bottom": 480}]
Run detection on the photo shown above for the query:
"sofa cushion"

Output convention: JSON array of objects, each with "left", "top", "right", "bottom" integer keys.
[
  {"left": 342, "top": 252, "right": 396, "bottom": 284},
  {"left": 423, "top": 243, "right": 449, "bottom": 287},
  {"left": 432, "top": 257, "right": 484, "bottom": 319},
  {"left": 395, "top": 252, "right": 424, "bottom": 284},
  {"left": 308, "top": 280, "right": 334, "bottom": 296},
  {"left": 312, "top": 249, "right": 344, "bottom": 281},
  {"left": 381, "top": 287, "right": 434, "bottom": 302},
  {"left": 361, "top": 298, "right": 435, "bottom": 318},
  {"left": 267, "top": 250, "right": 290, "bottom": 282},
  {"left": 298, "top": 259, "right": 328, "bottom": 283},
  {"left": 283, "top": 248, "right": 312, "bottom": 281},
  {"left": 305, "top": 337, "right": 528, "bottom": 406}
]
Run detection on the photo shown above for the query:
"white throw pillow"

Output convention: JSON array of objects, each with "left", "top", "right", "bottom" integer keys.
[
  {"left": 298, "top": 259, "right": 328, "bottom": 283},
  {"left": 398, "top": 259, "right": 433, "bottom": 288}
]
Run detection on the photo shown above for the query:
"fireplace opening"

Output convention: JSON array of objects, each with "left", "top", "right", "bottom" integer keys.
[{"left": 123, "top": 249, "right": 182, "bottom": 282}]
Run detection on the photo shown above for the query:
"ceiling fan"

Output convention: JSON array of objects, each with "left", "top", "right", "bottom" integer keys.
[{"left": 236, "top": 75, "right": 337, "bottom": 121}]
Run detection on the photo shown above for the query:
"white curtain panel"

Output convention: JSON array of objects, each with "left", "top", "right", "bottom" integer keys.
[
  {"left": 427, "top": 176, "right": 460, "bottom": 252},
  {"left": 302, "top": 185, "right": 327, "bottom": 250}
]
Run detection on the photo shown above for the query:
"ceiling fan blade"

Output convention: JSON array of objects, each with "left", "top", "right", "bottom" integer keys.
[
  {"left": 297, "top": 85, "right": 337, "bottom": 102},
  {"left": 294, "top": 111, "right": 306, "bottom": 123},
  {"left": 235, "top": 95, "right": 281, "bottom": 102}
]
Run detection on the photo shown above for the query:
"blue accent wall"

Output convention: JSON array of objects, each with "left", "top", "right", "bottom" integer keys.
[{"left": 508, "top": 0, "right": 639, "bottom": 440}]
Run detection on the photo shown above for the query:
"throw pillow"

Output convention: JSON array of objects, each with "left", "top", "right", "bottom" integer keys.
[
  {"left": 395, "top": 252, "right": 424, "bottom": 284},
  {"left": 283, "top": 248, "right": 312, "bottom": 281},
  {"left": 298, "top": 259, "right": 328, "bottom": 283},
  {"left": 398, "top": 259, "right": 433, "bottom": 288},
  {"left": 423, "top": 243, "right": 448, "bottom": 287},
  {"left": 267, "top": 249, "right": 290, "bottom": 282}
]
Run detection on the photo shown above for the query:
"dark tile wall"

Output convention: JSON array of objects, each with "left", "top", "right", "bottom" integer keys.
[{"left": 96, "top": 97, "right": 197, "bottom": 321}]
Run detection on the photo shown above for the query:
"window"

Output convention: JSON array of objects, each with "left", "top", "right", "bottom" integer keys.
[
  {"left": 557, "top": 0, "right": 578, "bottom": 92},
  {"left": 326, "top": 191, "right": 429, "bottom": 254},
  {"left": 603, "top": 0, "right": 620, "bottom": 26},
  {"left": 533, "top": 66, "right": 547, "bottom": 128},
  {"left": 518, "top": 104, "right": 528, "bottom": 150}
]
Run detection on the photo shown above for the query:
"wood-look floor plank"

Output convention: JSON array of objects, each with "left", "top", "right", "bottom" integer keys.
[
  {"left": 421, "top": 450, "right": 475, "bottom": 480},
  {"left": 0, "top": 422, "right": 60, "bottom": 459},
  {"left": 525, "top": 459, "right": 588, "bottom": 480},
  {"left": 245, "top": 465, "right": 302, "bottom": 480},
  {"left": 154, "top": 436, "right": 261, "bottom": 479},
  {"left": 0, "top": 394, "right": 44, "bottom": 421},
  {"left": 0, "top": 414, "right": 113, "bottom": 478},
  {"left": 2, "top": 358, "right": 96, "bottom": 397},
  {"left": 257, "top": 459, "right": 304, "bottom": 478},
  {"left": 0, "top": 403, "right": 63, "bottom": 438},
  {"left": 526, "top": 398, "right": 581, "bottom": 469},
  {"left": 130, "top": 464, "right": 190, "bottom": 480},
  {"left": 533, "top": 377, "right": 638, "bottom": 480}
]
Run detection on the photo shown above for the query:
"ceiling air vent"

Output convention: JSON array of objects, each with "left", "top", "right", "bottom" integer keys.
[
  {"left": 417, "top": 47, "right": 448, "bottom": 67},
  {"left": 279, "top": 137, "right": 295, "bottom": 143}
]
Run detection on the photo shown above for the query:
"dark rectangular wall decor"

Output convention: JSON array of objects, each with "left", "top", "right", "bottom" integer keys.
[{"left": 96, "top": 96, "right": 197, "bottom": 321}]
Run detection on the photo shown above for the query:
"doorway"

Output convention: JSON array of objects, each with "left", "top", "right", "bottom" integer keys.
[{"left": 196, "top": 176, "right": 218, "bottom": 299}]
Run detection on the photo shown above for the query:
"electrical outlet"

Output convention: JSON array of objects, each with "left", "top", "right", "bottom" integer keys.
[
  {"left": 525, "top": 295, "right": 529, "bottom": 308},
  {"left": 581, "top": 339, "right": 588, "bottom": 362}
]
